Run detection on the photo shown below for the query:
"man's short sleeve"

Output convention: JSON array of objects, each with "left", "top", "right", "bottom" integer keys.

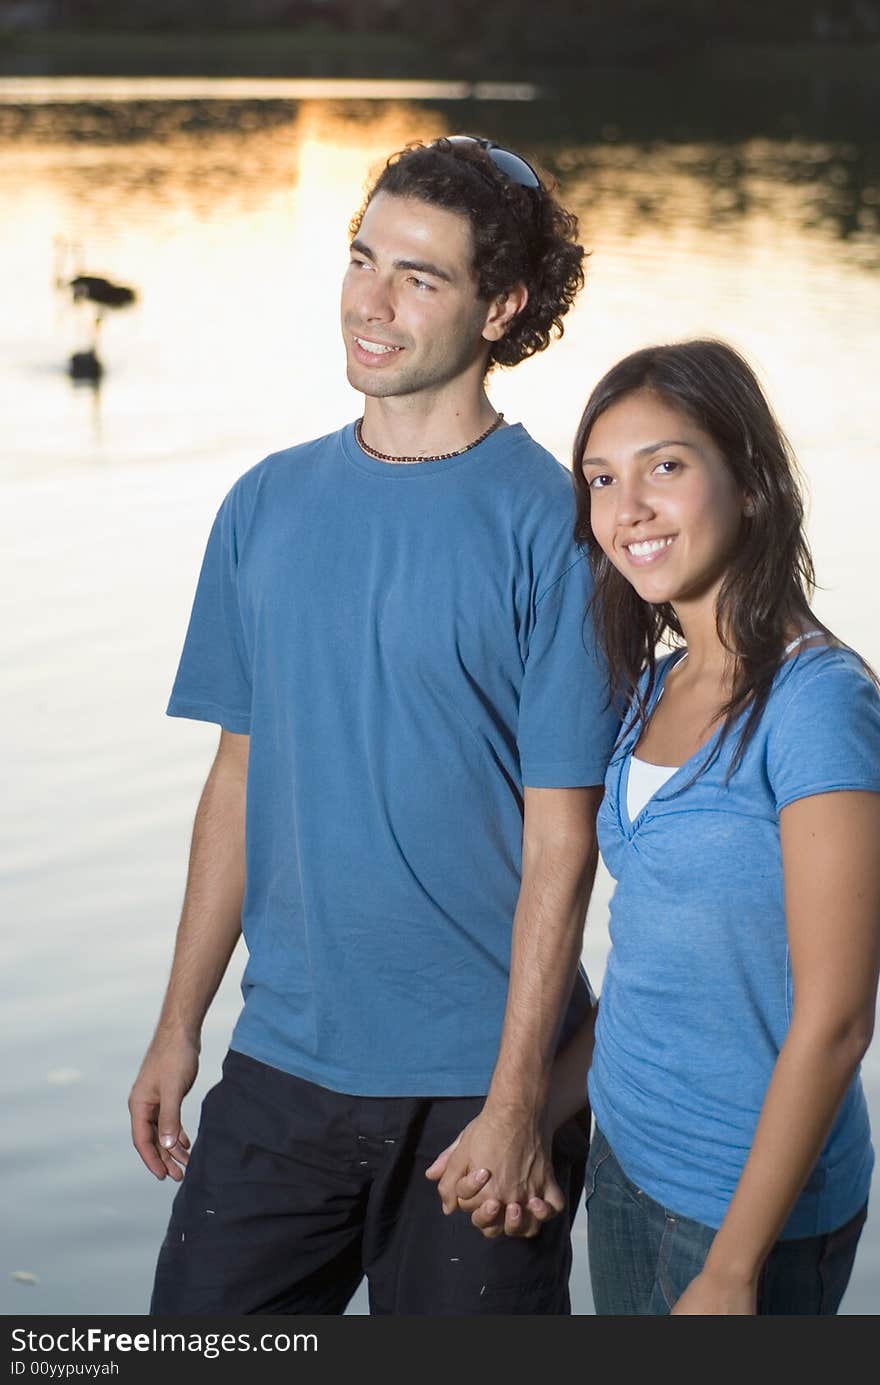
[
  {"left": 767, "top": 652, "right": 880, "bottom": 812},
  {"left": 518, "top": 555, "right": 619, "bottom": 788},
  {"left": 166, "top": 490, "right": 252, "bottom": 733}
]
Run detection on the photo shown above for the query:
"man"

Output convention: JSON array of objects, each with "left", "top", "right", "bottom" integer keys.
[{"left": 130, "top": 136, "right": 618, "bottom": 1315}]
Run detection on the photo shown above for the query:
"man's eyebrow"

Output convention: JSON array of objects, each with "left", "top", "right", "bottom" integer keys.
[
  {"left": 582, "top": 440, "right": 700, "bottom": 466},
  {"left": 394, "top": 257, "right": 454, "bottom": 283},
  {"left": 349, "top": 239, "right": 454, "bottom": 284}
]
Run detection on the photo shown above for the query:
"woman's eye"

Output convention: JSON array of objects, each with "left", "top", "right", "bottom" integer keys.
[
  {"left": 587, "top": 474, "right": 613, "bottom": 490},
  {"left": 654, "top": 459, "right": 680, "bottom": 475}
]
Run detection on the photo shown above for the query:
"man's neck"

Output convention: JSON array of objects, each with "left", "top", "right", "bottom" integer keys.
[{"left": 360, "top": 389, "right": 501, "bottom": 461}]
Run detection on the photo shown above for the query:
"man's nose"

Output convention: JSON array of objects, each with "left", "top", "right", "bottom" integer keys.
[{"left": 358, "top": 274, "right": 394, "bottom": 323}]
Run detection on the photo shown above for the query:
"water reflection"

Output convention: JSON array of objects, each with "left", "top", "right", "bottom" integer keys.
[
  {"left": 2, "top": 83, "right": 880, "bottom": 1316},
  {"left": 3, "top": 93, "right": 877, "bottom": 468},
  {"left": 549, "top": 139, "right": 879, "bottom": 262},
  {"left": 3, "top": 98, "right": 877, "bottom": 262}
]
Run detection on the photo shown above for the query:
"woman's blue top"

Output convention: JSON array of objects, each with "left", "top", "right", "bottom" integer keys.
[{"left": 590, "top": 645, "right": 880, "bottom": 1236}]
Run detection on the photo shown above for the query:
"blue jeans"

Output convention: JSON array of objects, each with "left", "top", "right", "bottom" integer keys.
[{"left": 585, "top": 1125, "right": 867, "bottom": 1315}]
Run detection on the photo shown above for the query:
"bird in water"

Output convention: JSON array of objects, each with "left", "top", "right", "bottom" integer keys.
[
  {"left": 69, "top": 275, "right": 137, "bottom": 311},
  {"left": 67, "top": 275, "right": 137, "bottom": 382},
  {"left": 53, "top": 240, "right": 138, "bottom": 384}
]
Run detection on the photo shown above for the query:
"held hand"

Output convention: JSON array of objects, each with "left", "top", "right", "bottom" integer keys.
[
  {"left": 455, "top": 1167, "right": 558, "bottom": 1239},
  {"left": 424, "top": 1133, "right": 460, "bottom": 1184},
  {"left": 128, "top": 1034, "right": 199, "bottom": 1181},
  {"left": 670, "top": 1269, "right": 758, "bottom": 1315},
  {"left": 425, "top": 1157, "right": 507, "bottom": 1239},
  {"left": 425, "top": 1110, "right": 563, "bottom": 1237}
]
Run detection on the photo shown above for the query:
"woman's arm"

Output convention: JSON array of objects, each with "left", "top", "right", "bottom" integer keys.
[
  {"left": 672, "top": 788, "right": 880, "bottom": 1314},
  {"left": 545, "top": 1001, "right": 598, "bottom": 1131}
]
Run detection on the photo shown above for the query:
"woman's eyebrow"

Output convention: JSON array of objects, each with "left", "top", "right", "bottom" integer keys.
[
  {"left": 634, "top": 439, "right": 700, "bottom": 457},
  {"left": 583, "top": 439, "right": 700, "bottom": 466}
]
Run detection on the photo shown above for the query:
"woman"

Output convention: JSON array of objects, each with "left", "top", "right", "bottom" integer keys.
[{"left": 439, "top": 340, "right": 880, "bottom": 1314}]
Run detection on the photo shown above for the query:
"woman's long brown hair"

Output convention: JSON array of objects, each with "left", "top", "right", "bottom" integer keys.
[{"left": 572, "top": 339, "right": 847, "bottom": 776}]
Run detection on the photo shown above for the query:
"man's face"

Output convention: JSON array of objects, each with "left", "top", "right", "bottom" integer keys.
[{"left": 341, "top": 192, "right": 494, "bottom": 399}]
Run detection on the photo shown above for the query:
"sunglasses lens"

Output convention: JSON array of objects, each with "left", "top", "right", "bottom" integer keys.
[
  {"left": 444, "top": 135, "right": 540, "bottom": 189},
  {"left": 485, "top": 146, "right": 540, "bottom": 189}
]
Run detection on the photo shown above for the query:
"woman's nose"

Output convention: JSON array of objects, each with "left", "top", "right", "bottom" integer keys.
[{"left": 616, "top": 480, "right": 654, "bottom": 526}]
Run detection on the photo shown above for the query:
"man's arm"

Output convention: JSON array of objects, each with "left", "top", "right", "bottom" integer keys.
[
  {"left": 128, "top": 728, "right": 248, "bottom": 1181},
  {"left": 428, "top": 784, "right": 601, "bottom": 1234}
]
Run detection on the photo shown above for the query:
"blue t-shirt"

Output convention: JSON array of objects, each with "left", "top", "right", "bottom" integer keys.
[
  {"left": 168, "top": 421, "right": 618, "bottom": 1096},
  {"left": 590, "top": 644, "right": 880, "bottom": 1237}
]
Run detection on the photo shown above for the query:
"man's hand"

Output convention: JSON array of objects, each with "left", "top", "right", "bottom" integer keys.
[
  {"left": 425, "top": 1109, "right": 564, "bottom": 1238},
  {"left": 128, "top": 1033, "right": 199, "bottom": 1181},
  {"left": 426, "top": 1145, "right": 557, "bottom": 1238}
]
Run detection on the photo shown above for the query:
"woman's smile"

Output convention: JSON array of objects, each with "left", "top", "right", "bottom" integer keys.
[{"left": 621, "top": 534, "right": 677, "bottom": 565}]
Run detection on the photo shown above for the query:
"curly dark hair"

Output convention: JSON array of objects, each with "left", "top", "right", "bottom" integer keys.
[{"left": 350, "top": 138, "right": 586, "bottom": 370}]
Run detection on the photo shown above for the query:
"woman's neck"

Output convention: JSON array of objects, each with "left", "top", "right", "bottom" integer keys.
[
  {"left": 673, "top": 589, "right": 822, "bottom": 680},
  {"left": 670, "top": 590, "right": 731, "bottom": 684}
]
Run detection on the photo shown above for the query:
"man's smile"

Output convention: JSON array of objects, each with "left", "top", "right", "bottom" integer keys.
[{"left": 354, "top": 336, "right": 402, "bottom": 355}]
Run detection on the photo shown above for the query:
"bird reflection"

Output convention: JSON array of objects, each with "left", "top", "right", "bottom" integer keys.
[
  {"left": 67, "top": 272, "right": 137, "bottom": 386},
  {"left": 53, "top": 238, "right": 138, "bottom": 390},
  {"left": 69, "top": 345, "right": 104, "bottom": 384}
]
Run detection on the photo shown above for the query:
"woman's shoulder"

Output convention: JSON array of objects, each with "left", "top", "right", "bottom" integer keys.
[
  {"left": 771, "top": 642, "right": 879, "bottom": 716},
  {"left": 766, "top": 642, "right": 880, "bottom": 808}
]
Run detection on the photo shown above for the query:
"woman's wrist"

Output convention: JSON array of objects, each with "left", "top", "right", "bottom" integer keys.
[{"left": 703, "top": 1234, "right": 766, "bottom": 1290}]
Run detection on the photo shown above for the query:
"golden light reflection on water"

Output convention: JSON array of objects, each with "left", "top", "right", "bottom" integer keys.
[{"left": 3, "top": 89, "right": 880, "bottom": 1315}]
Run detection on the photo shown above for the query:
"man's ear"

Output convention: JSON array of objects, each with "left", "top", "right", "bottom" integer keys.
[{"left": 481, "top": 283, "right": 529, "bottom": 343}]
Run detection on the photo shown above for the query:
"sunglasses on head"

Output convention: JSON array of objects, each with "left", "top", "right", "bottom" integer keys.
[{"left": 444, "top": 135, "right": 541, "bottom": 189}]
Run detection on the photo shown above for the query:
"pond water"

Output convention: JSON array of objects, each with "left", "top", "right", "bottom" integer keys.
[{"left": 2, "top": 78, "right": 879, "bottom": 1316}]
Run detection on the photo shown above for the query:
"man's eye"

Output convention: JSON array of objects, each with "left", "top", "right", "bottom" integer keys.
[{"left": 407, "top": 276, "right": 434, "bottom": 291}]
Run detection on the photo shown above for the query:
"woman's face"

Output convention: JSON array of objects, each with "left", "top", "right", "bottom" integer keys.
[{"left": 581, "top": 388, "right": 748, "bottom": 610}]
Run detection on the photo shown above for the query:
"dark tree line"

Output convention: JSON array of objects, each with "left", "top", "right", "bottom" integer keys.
[{"left": 13, "top": 0, "right": 880, "bottom": 49}]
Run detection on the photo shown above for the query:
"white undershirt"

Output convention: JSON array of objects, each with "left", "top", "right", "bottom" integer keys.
[
  {"left": 626, "top": 755, "right": 678, "bottom": 820},
  {"left": 625, "top": 631, "right": 823, "bottom": 821}
]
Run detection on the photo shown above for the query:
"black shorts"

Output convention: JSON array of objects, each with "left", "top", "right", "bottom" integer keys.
[{"left": 151, "top": 1050, "right": 589, "bottom": 1316}]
